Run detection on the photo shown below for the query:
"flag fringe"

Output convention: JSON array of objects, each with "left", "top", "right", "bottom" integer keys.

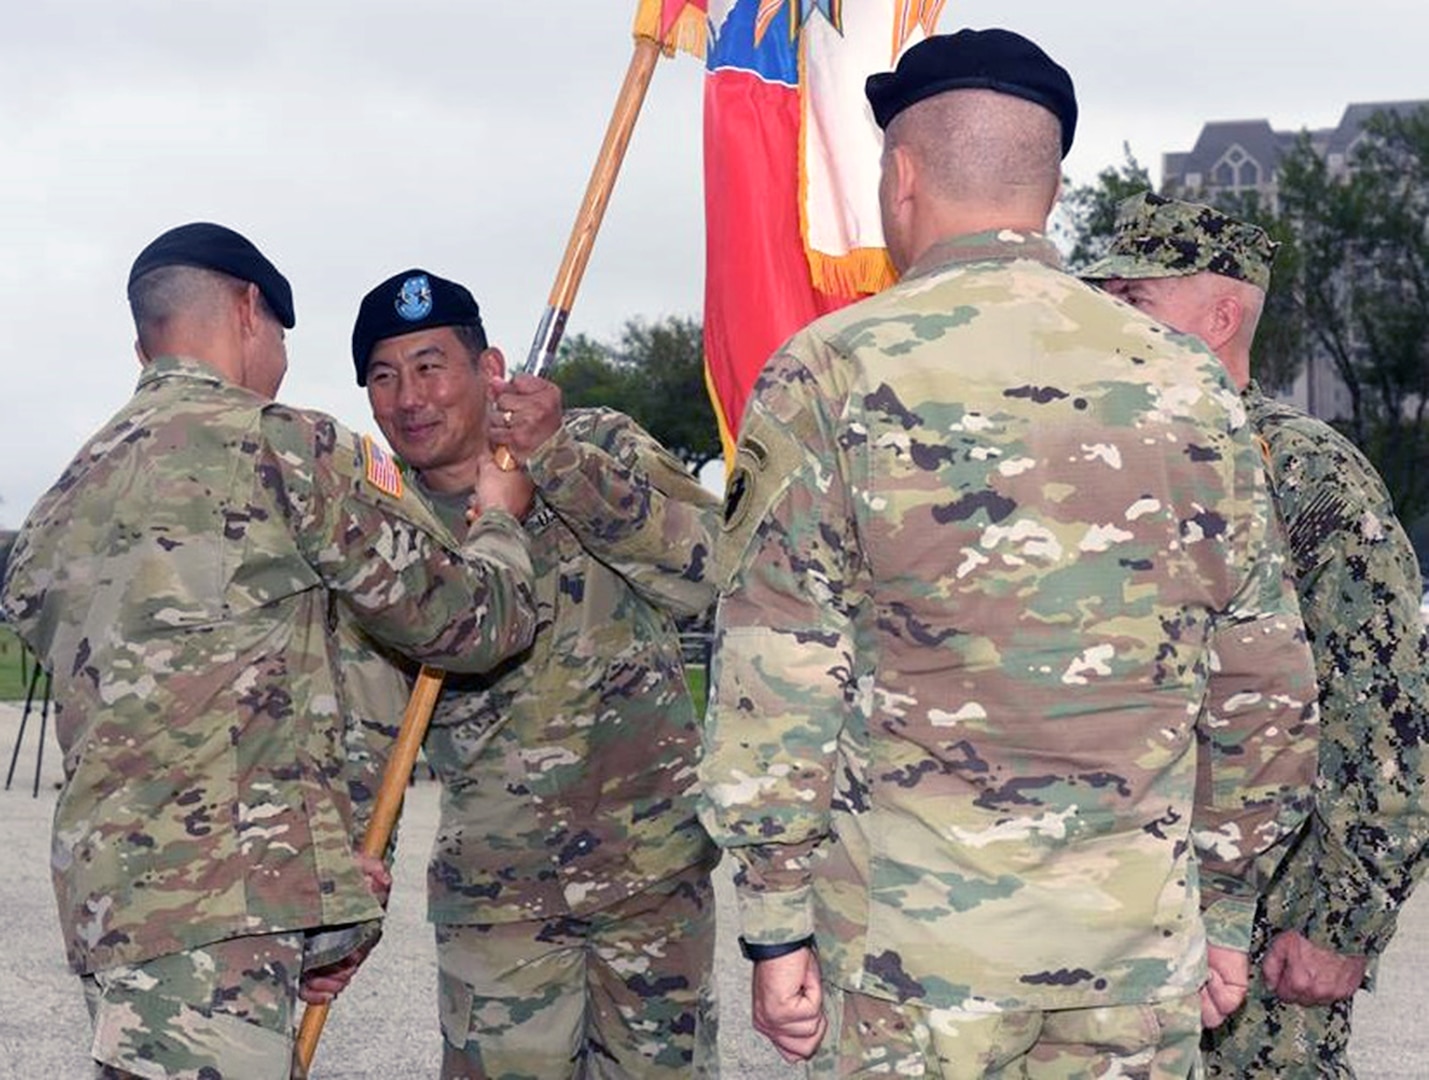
[
  {"left": 807, "top": 246, "right": 896, "bottom": 297},
  {"left": 795, "top": 34, "right": 895, "bottom": 301},
  {"left": 634, "top": 4, "right": 709, "bottom": 58}
]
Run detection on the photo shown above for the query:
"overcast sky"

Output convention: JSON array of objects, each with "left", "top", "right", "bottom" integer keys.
[{"left": 3, "top": 1, "right": 1427, "bottom": 528}]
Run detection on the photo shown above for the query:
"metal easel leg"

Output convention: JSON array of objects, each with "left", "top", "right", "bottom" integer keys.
[
  {"left": 5, "top": 662, "right": 43, "bottom": 793},
  {"left": 31, "top": 670, "right": 52, "bottom": 798}
]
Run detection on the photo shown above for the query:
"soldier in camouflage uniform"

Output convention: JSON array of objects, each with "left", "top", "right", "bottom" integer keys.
[
  {"left": 1084, "top": 192, "right": 1429, "bottom": 1079},
  {"left": 0, "top": 223, "right": 538, "bottom": 1079},
  {"left": 699, "top": 30, "right": 1322, "bottom": 1077},
  {"left": 350, "top": 269, "right": 721, "bottom": 1078}
]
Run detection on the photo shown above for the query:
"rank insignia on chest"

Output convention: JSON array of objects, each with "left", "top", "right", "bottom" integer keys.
[{"left": 362, "top": 434, "right": 404, "bottom": 499}]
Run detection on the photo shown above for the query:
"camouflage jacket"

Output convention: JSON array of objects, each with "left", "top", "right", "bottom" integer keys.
[
  {"left": 421, "top": 408, "right": 720, "bottom": 924},
  {"left": 700, "top": 232, "right": 1320, "bottom": 1012},
  {"left": 0, "top": 356, "right": 536, "bottom": 974},
  {"left": 1245, "top": 384, "right": 1429, "bottom": 962}
]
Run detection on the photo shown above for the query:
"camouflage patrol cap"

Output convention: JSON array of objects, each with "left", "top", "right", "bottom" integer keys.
[
  {"left": 1080, "top": 191, "right": 1278, "bottom": 290},
  {"left": 351, "top": 268, "right": 487, "bottom": 386}
]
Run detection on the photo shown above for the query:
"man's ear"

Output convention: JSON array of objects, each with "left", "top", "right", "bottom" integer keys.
[
  {"left": 1205, "top": 293, "right": 1244, "bottom": 352},
  {"left": 890, "top": 143, "right": 917, "bottom": 211},
  {"left": 478, "top": 347, "right": 506, "bottom": 380},
  {"left": 235, "top": 282, "right": 264, "bottom": 339}
]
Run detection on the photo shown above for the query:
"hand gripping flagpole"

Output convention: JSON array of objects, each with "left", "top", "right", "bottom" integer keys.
[{"left": 297, "top": 24, "right": 669, "bottom": 1073}]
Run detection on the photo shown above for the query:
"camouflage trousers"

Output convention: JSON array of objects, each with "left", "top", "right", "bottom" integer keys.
[
  {"left": 80, "top": 931, "right": 303, "bottom": 1080},
  {"left": 1201, "top": 963, "right": 1356, "bottom": 1078},
  {"left": 435, "top": 863, "right": 717, "bottom": 1079},
  {"left": 812, "top": 983, "right": 1203, "bottom": 1079}
]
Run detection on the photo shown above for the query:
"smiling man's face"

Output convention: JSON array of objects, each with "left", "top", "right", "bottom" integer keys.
[{"left": 365, "top": 325, "right": 497, "bottom": 492}]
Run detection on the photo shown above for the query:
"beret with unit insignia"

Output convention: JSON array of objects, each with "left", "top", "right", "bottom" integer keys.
[{"left": 351, "top": 268, "right": 487, "bottom": 386}]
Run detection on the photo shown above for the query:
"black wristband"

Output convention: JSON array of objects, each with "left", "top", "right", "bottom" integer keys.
[{"left": 738, "top": 935, "right": 816, "bottom": 962}]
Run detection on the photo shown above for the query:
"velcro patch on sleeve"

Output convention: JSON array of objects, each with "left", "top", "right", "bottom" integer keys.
[{"left": 362, "top": 434, "right": 404, "bottom": 499}]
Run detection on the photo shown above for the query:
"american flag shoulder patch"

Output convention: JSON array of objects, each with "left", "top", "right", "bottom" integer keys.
[{"left": 362, "top": 434, "right": 404, "bottom": 499}]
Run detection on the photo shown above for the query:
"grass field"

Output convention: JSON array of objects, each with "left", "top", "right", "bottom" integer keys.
[
  {"left": 686, "top": 666, "right": 708, "bottom": 712},
  {"left": 0, "top": 623, "right": 35, "bottom": 701}
]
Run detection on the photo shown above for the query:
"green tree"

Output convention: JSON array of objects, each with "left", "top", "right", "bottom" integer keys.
[
  {"left": 548, "top": 315, "right": 721, "bottom": 474},
  {"left": 1057, "top": 145, "right": 1152, "bottom": 269},
  {"left": 1274, "top": 107, "right": 1429, "bottom": 522}
]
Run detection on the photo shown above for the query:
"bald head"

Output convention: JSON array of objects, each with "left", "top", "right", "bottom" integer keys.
[{"left": 879, "top": 89, "right": 1063, "bottom": 270}]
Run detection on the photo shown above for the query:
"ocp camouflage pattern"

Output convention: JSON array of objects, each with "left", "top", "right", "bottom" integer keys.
[
  {"left": 330, "top": 614, "right": 412, "bottom": 847},
  {"left": 700, "top": 230, "right": 1320, "bottom": 1013},
  {"left": 420, "top": 408, "right": 721, "bottom": 926},
  {"left": 1205, "top": 384, "right": 1429, "bottom": 1076},
  {"left": 82, "top": 929, "right": 303, "bottom": 1078},
  {"left": 0, "top": 355, "right": 537, "bottom": 974}
]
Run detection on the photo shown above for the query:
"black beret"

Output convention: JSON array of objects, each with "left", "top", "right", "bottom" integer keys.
[
  {"left": 865, "top": 28, "right": 1077, "bottom": 157},
  {"left": 128, "top": 222, "right": 295, "bottom": 328},
  {"left": 351, "top": 269, "right": 486, "bottom": 386}
]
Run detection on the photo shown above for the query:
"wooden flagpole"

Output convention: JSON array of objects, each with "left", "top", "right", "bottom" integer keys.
[
  {"left": 298, "top": 27, "right": 668, "bottom": 1072},
  {"left": 293, "top": 664, "right": 443, "bottom": 1070},
  {"left": 492, "top": 32, "right": 663, "bottom": 468}
]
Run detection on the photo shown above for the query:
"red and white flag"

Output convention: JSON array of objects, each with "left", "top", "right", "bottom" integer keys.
[{"left": 687, "top": 0, "right": 944, "bottom": 459}]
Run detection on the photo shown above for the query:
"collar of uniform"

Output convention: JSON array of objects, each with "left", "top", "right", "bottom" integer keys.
[
  {"left": 414, "top": 479, "right": 472, "bottom": 527},
  {"left": 135, "top": 354, "right": 230, "bottom": 391},
  {"left": 902, "top": 229, "right": 1063, "bottom": 282}
]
